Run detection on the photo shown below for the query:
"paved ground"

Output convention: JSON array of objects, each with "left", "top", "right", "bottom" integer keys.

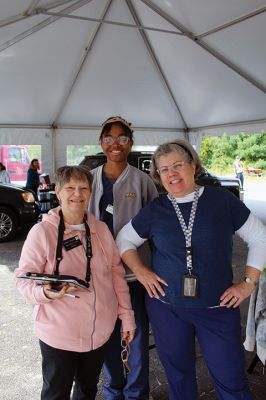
[{"left": 1, "top": 221, "right": 266, "bottom": 398}]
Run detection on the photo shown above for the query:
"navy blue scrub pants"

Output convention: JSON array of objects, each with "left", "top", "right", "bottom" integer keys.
[
  {"left": 103, "top": 281, "right": 150, "bottom": 400},
  {"left": 146, "top": 297, "right": 252, "bottom": 400},
  {"left": 39, "top": 340, "right": 106, "bottom": 400}
]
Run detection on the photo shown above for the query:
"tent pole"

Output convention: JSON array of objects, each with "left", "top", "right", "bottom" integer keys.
[
  {"left": 126, "top": 0, "right": 188, "bottom": 129},
  {"left": 51, "top": 127, "right": 56, "bottom": 174},
  {"left": 197, "top": 6, "right": 266, "bottom": 39},
  {"left": 52, "top": 0, "right": 113, "bottom": 126},
  {"left": 0, "top": 0, "right": 93, "bottom": 53},
  {"left": 140, "top": 0, "right": 266, "bottom": 94}
]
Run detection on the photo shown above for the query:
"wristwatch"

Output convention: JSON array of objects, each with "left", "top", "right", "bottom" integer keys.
[{"left": 244, "top": 277, "right": 258, "bottom": 286}]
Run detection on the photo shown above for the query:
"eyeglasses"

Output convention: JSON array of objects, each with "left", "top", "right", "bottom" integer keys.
[
  {"left": 101, "top": 135, "right": 130, "bottom": 145},
  {"left": 157, "top": 160, "right": 188, "bottom": 176},
  {"left": 121, "top": 338, "right": 131, "bottom": 375}
]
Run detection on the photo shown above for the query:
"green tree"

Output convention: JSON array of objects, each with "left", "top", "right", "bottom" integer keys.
[
  {"left": 27, "top": 145, "right": 42, "bottom": 160},
  {"left": 200, "top": 133, "right": 266, "bottom": 173},
  {"left": 237, "top": 133, "right": 266, "bottom": 168}
]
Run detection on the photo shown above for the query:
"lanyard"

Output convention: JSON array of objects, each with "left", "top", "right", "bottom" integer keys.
[
  {"left": 54, "top": 210, "right": 92, "bottom": 284},
  {"left": 168, "top": 186, "right": 200, "bottom": 275}
]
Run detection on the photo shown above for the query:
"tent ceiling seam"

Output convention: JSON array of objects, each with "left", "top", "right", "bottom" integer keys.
[
  {"left": 26, "top": 0, "right": 42, "bottom": 16},
  {"left": 188, "top": 118, "right": 266, "bottom": 131},
  {"left": 126, "top": 0, "right": 188, "bottom": 129},
  {"left": 2, "top": 1, "right": 263, "bottom": 93},
  {"left": 0, "top": 13, "right": 27, "bottom": 29},
  {"left": 52, "top": 0, "right": 113, "bottom": 126},
  {"left": 0, "top": 0, "right": 75, "bottom": 28},
  {"left": 37, "top": 9, "right": 184, "bottom": 36},
  {"left": 1, "top": 119, "right": 265, "bottom": 132},
  {"left": 140, "top": 0, "right": 266, "bottom": 94},
  {"left": 197, "top": 6, "right": 266, "bottom": 39},
  {"left": 0, "top": 1, "right": 265, "bottom": 133},
  {"left": 34, "top": 0, "right": 76, "bottom": 14},
  {"left": 0, "top": 0, "right": 93, "bottom": 53}
]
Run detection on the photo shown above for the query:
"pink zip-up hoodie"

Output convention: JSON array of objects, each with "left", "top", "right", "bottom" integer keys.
[{"left": 15, "top": 207, "right": 135, "bottom": 352}]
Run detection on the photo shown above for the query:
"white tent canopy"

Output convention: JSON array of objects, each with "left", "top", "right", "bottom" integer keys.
[{"left": 0, "top": 0, "right": 265, "bottom": 175}]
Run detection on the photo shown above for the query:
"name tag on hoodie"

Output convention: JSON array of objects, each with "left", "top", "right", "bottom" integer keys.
[
  {"left": 106, "top": 204, "right": 114, "bottom": 214},
  {"left": 63, "top": 236, "right": 82, "bottom": 251}
]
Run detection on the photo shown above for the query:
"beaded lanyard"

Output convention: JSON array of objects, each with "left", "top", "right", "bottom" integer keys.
[{"left": 168, "top": 186, "right": 200, "bottom": 276}]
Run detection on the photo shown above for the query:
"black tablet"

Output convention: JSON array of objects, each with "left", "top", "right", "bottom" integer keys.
[{"left": 17, "top": 272, "right": 89, "bottom": 289}]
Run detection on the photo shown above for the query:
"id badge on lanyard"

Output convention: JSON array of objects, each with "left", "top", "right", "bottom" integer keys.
[
  {"left": 168, "top": 187, "right": 200, "bottom": 299},
  {"left": 182, "top": 273, "right": 198, "bottom": 298}
]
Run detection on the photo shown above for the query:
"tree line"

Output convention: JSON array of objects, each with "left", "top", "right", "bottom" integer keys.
[{"left": 199, "top": 133, "right": 266, "bottom": 174}]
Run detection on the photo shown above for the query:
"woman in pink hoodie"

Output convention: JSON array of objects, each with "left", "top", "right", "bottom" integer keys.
[{"left": 15, "top": 165, "right": 135, "bottom": 400}]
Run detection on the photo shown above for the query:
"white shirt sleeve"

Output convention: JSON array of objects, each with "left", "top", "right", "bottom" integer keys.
[
  {"left": 236, "top": 213, "right": 266, "bottom": 271},
  {"left": 116, "top": 221, "right": 147, "bottom": 256}
]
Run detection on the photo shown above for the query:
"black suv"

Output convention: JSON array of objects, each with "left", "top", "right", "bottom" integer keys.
[
  {"left": 80, "top": 151, "right": 241, "bottom": 198},
  {"left": 0, "top": 183, "right": 39, "bottom": 242}
]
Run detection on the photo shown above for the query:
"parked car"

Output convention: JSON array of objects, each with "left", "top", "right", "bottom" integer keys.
[
  {"left": 80, "top": 151, "right": 241, "bottom": 199},
  {"left": 0, "top": 183, "right": 39, "bottom": 242},
  {"left": 245, "top": 166, "right": 262, "bottom": 176}
]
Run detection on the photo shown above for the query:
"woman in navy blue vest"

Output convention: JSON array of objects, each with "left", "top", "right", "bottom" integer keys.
[{"left": 116, "top": 140, "right": 266, "bottom": 400}]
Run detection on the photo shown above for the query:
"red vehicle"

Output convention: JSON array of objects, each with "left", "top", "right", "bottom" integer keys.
[
  {"left": 0, "top": 145, "right": 31, "bottom": 182},
  {"left": 245, "top": 166, "right": 263, "bottom": 176}
]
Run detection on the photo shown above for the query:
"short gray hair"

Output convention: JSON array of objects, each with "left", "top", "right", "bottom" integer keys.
[
  {"left": 149, "top": 140, "right": 204, "bottom": 185},
  {"left": 54, "top": 165, "right": 93, "bottom": 190}
]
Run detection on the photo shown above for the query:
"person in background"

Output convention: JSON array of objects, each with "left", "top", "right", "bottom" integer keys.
[
  {"left": 116, "top": 140, "right": 266, "bottom": 400},
  {"left": 26, "top": 158, "right": 40, "bottom": 195},
  {"left": 233, "top": 155, "right": 244, "bottom": 189},
  {"left": 88, "top": 116, "right": 158, "bottom": 400},
  {"left": 15, "top": 165, "right": 135, "bottom": 400},
  {"left": 0, "top": 162, "right": 11, "bottom": 183}
]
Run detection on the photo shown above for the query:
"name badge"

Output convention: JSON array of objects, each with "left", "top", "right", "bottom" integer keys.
[
  {"left": 63, "top": 236, "right": 82, "bottom": 251},
  {"left": 106, "top": 204, "right": 114, "bottom": 214},
  {"left": 182, "top": 274, "right": 198, "bottom": 298}
]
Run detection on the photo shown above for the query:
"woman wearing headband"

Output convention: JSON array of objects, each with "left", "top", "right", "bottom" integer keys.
[
  {"left": 89, "top": 116, "right": 158, "bottom": 400},
  {"left": 116, "top": 139, "right": 266, "bottom": 400},
  {"left": 15, "top": 165, "right": 135, "bottom": 400}
]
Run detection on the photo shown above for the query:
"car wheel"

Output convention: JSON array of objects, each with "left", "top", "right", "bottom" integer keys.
[{"left": 0, "top": 207, "right": 18, "bottom": 242}]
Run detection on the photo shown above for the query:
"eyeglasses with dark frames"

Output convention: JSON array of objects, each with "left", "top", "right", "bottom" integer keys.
[
  {"left": 101, "top": 135, "right": 130, "bottom": 145},
  {"left": 121, "top": 338, "right": 131, "bottom": 376}
]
